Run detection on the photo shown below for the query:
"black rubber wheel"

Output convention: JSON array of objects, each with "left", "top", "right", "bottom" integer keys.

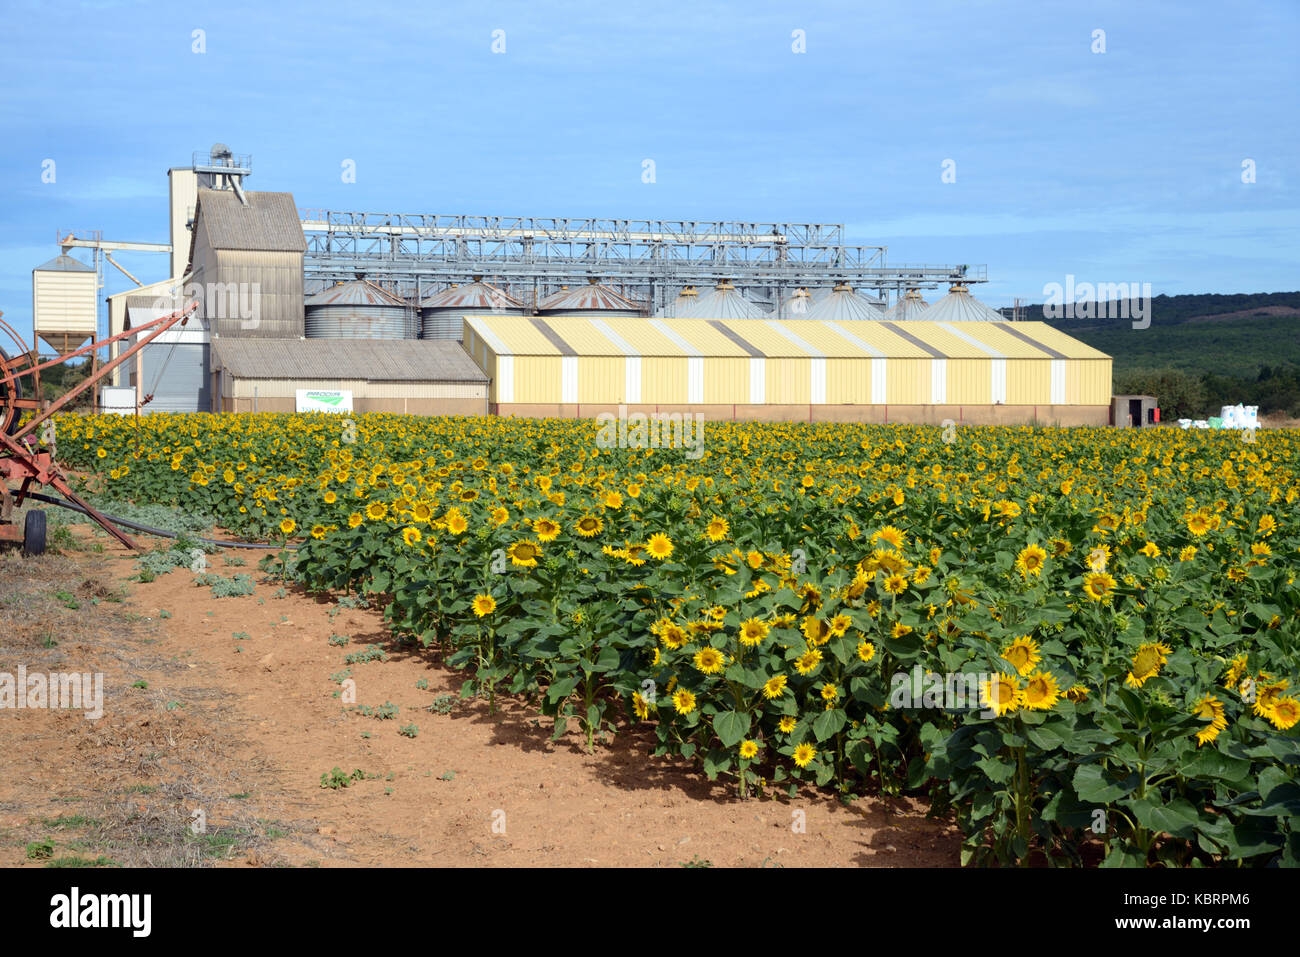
[{"left": 23, "top": 509, "right": 46, "bottom": 557}]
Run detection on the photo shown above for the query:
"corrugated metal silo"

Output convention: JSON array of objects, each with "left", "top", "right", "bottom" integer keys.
[
  {"left": 923, "top": 283, "right": 1007, "bottom": 322},
  {"left": 885, "top": 289, "right": 930, "bottom": 322},
  {"left": 678, "top": 280, "right": 770, "bottom": 319},
  {"left": 804, "top": 282, "right": 884, "bottom": 321},
  {"left": 780, "top": 288, "right": 814, "bottom": 318},
  {"left": 304, "top": 279, "right": 417, "bottom": 339},
  {"left": 654, "top": 285, "right": 701, "bottom": 318},
  {"left": 537, "top": 279, "right": 644, "bottom": 317},
  {"left": 421, "top": 279, "right": 525, "bottom": 340}
]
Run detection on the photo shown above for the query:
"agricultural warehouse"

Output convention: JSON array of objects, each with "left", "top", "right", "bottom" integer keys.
[
  {"left": 462, "top": 314, "right": 1112, "bottom": 425},
  {"left": 34, "top": 145, "right": 1117, "bottom": 426},
  {"left": 210, "top": 338, "right": 488, "bottom": 414}
]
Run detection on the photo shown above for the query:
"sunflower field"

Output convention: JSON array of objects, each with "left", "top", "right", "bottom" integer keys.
[{"left": 53, "top": 411, "right": 1300, "bottom": 867}]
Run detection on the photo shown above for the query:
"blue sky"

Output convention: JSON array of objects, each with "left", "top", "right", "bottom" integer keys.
[{"left": 1, "top": 0, "right": 1296, "bottom": 343}]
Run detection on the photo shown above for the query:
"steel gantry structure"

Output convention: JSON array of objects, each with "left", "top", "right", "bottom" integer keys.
[{"left": 298, "top": 210, "right": 986, "bottom": 312}]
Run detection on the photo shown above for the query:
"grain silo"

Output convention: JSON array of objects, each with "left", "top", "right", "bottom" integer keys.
[
  {"left": 804, "top": 282, "right": 885, "bottom": 321},
  {"left": 886, "top": 289, "right": 929, "bottom": 322},
  {"left": 679, "top": 280, "right": 770, "bottom": 319},
  {"left": 654, "top": 285, "right": 701, "bottom": 318},
  {"left": 922, "top": 283, "right": 1008, "bottom": 322},
  {"left": 537, "top": 279, "right": 644, "bottom": 317},
  {"left": 421, "top": 279, "right": 524, "bottom": 340},
  {"left": 32, "top": 255, "right": 98, "bottom": 352},
  {"left": 780, "top": 288, "right": 814, "bottom": 318},
  {"left": 304, "top": 280, "right": 417, "bottom": 339}
]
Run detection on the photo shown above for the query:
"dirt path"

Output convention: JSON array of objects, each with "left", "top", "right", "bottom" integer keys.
[{"left": 0, "top": 529, "right": 959, "bottom": 868}]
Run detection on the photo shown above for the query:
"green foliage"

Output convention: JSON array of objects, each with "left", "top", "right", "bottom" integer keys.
[
  {"left": 194, "top": 572, "right": 256, "bottom": 598},
  {"left": 319, "top": 767, "right": 366, "bottom": 790}
]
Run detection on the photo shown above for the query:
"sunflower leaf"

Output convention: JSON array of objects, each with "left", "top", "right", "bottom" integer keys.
[{"left": 713, "top": 710, "right": 749, "bottom": 749}]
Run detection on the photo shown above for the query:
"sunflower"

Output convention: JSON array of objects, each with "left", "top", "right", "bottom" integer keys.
[
  {"left": 631, "top": 692, "right": 650, "bottom": 720},
  {"left": 445, "top": 509, "right": 469, "bottom": 535},
  {"left": 1192, "top": 694, "right": 1227, "bottom": 746},
  {"left": 739, "top": 740, "right": 759, "bottom": 759},
  {"left": 693, "top": 647, "right": 725, "bottom": 674},
  {"left": 882, "top": 573, "right": 908, "bottom": 595},
  {"left": 981, "top": 673, "right": 1021, "bottom": 716},
  {"left": 792, "top": 742, "right": 817, "bottom": 768},
  {"left": 1253, "top": 678, "right": 1289, "bottom": 719},
  {"left": 533, "top": 517, "right": 561, "bottom": 542},
  {"left": 646, "top": 533, "right": 674, "bottom": 560},
  {"left": 872, "top": 525, "right": 906, "bottom": 549},
  {"left": 793, "top": 649, "right": 823, "bottom": 675},
  {"left": 1065, "top": 685, "right": 1089, "bottom": 703},
  {"left": 574, "top": 515, "right": 603, "bottom": 537},
  {"left": 856, "top": 639, "right": 876, "bottom": 663},
  {"left": 508, "top": 539, "right": 541, "bottom": 568},
  {"left": 472, "top": 594, "right": 497, "bottom": 617},
  {"left": 1258, "top": 514, "right": 1277, "bottom": 536},
  {"left": 1268, "top": 697, "right": 1300, "bottom": 731},
  {"left": 704, "top": 516, "right": 730, "bottom": 542},
  {"left": 489, "top": 506, "right": 509, "bottom": 526},
  {"left": 739, "top": 619, "right": 770, "bottom": 647},
  {"left": 1186, "top": 512, "right": 1212, "bottom": 536},
  {"left": 820, "top": 682, "right": 839, "bottom": 702},
  {"left": 1015, "top": 543, "right": 1048, "bottom": 578},
  {"left": 762, "top": 675, "right": 789, "bottom": 699},
  {"left": 622, "top": 543, "right": 647, "bottom": 566},
  {"left": 778, "top": 716, "right": 797, "bottom": 734},
  {"left": 603, "top": 491, "right": 623, "bottom": 509},
  {"left": 365, "top": 501, "right": 387, "bottom": 521},
  {"left": 1139, "top": 541, "right": 1161, "bottom": 558},
  {"left": 660, "top": 623, "right": 690, "bottom": 649},
  {"left": 1021, "top": 671, "right": 1061, "bottom": 711},
  {"left": 1178, "top": 546, "right": 1197, "bottom": 562},
  {"left": 279, "top": 518, "right": 296, "bottom": 535},
  {"left": 1082, "top": 571, "right": 1116, "bottom": 602},
  {"left": 1000, "top": 636, "right": 1041, "bottom": 676},
  {"left": 1125, "top": 641, "right": 1172, "bottom": 688},
  {"left": 403, "top": 527, "right": 422, "bottom": 546},
  {"left": 348, "top": 512, "right": 363, "bottom": 528},
  {"left": 312, "top": 524, "right": 328, "bottom": 540},
  {"left": 829, "top": 613, "right": 852, "bottom": 637},
  {"left": 671, "top": 689, "right": 696, "bottom": 715},
  {"left": 801, "top": 616, "right": 831, "bottom": 646},
  {"left": 323, "top": 490, "right": 337, "bottom": 505}
]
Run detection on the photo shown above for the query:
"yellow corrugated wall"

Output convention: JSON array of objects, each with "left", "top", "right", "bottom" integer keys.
[
  {"left": 641, "top": 356, "right": 686, "bottom": 404},
  {"left": 947, "top": 358, "right": 992, "bottom": 404},
  {"left": 766, "top": 358, "right": 810, "bottom": 404},
  {"left": 886, "top": 358, "right": 929, "bottom": 404},
  {"left": 704, "top": 356, "right": 748, "bottom": 404},
  {"left": 826, "top": 357, "right": 872, "bottom": 403},
  {"left": 578, "top": 356, "right": 623, "bottom": 403},
  {"left": 1006, "top": 359, "right": 1050, "bottom": 405},
  {"left": 1068, "top": 359, "right": 1112, "bottom": 405},
  {"left": 513, "top": 356, "right": 562, "bottom": 403}
]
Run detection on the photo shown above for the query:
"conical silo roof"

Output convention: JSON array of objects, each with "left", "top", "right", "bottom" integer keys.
[
  {"left": 780, "top": 288, "right": 815, "bottom": 318},
  {"left": 679, "top": 280, "right": 770, "bottom": 319},
  {"left": 305, "top": 279, "right": 405, "bottom": 307},
  {"left": 34, "top": 254, "right": 95, "bottom": 273},
  {"left": 923, "top": 283, "right": 1005, "bottom": 322},
  {"left": 804, "top": 282, "right": 885, "bottom": 321},
  {"left": 885, "top": 289, "right": 930, "bottom": 322},
  {"left": 654, "top": 285, "right": 701, "bottom": 318},
  {"left": 537, "top": 279, "right": 643, "bottom": 316},
  {"left": 421, "top": 280, "right": 523, "bottom": 311}
]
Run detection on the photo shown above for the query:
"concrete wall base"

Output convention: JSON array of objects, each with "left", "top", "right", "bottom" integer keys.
[{"left": 490, "top": 403, "right": 1111, "bottom": 427}]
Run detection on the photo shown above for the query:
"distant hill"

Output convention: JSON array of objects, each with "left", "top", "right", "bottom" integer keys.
[
  {"left": 993, "top": 292, "right": 1300, "bottom": 416},
  {"left": 996, "top": 292, "right": 1300, "bottom": 375}
]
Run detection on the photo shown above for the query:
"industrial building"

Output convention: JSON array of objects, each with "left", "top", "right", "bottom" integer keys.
[
  {"left": 26, "top": 143, "right": 1117, "bottom": 427},
  {"left": 461, "top": 315, "right": 1112, "bottom": 425},
  {"left": 211, "top": 339, "right": 487, "bottom": 414}
]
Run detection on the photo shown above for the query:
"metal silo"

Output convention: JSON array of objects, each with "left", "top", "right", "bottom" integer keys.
[
  {"left": 804, "top": 282, "right": 885, "bottom": 321},
  {"left": 304, "top": 280, "right": 417, "bottom": 339},
  {"left": 780, "top": 287, "right": 814, "bottom": 318},
  {"left": 679, "top": 280, "right": 770, "bottom": 319},
  {"left": 420, "top": 279, "right": 525, "bottom": 340},
  {"left": 653, "top": 285, "right": 701, "bottom": 318},
  {"left": 537, "top": 279, "right": 644, "bottom": 317},
  {"left": 885, "top": 289, "right": 930, "bottom": 322},
  {"left": 922, "top": 283, "right": 1007, "bottom": 322}
]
